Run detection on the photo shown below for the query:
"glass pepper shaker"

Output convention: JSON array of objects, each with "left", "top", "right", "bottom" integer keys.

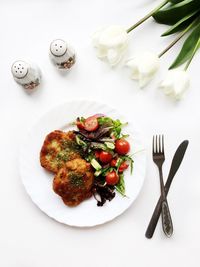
[
  {"left": 49, "top": 39, "right": 76, "bottom": 70},
  {"left": 11, "top": 60, "right": 41, "bottom": 90}
]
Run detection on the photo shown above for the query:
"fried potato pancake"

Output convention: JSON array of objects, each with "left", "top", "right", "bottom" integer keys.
[
  {"left": 53, "top": 159, "right": 94, "bottom": 207},
  {"left": 40, "top": 130, "right": 82, "bottom": 173}
]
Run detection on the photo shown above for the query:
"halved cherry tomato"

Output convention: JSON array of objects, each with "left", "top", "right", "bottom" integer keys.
[
  {"left": 94, "top": 150, "right": 101, "bottom": 159},
  {"left": 99, "top": 151, "right": 112, "bottom": 164},
  {"left": 115, "top": 139, "right": 130, "bottom": 155},
  {"left": 106, "top": 171, "right": 119, "bottom": 185},
  {"left": 76, "top": 120, "right": 85, "bottom": 130},
  {"left": 110, "top": 158, "right": 118, "bottom": 167},
  {"left": 119, "top": 162, "right": 129, "bottom": 173},
  {"left": 84, "top": 116, "right": 99, "bottom": 132}
]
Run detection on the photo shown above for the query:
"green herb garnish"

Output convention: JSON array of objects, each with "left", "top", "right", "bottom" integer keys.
[
  {"left": 120, "top": 155, "right": 134, "bottom": 174},
  {"left": 69, "top": 172, "right": 84, "bottom": 187},
  {"left": 115, "top": 174, "right": 126, "bottom": 197}
]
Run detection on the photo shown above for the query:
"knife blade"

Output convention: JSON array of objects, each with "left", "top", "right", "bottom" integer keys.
[{"left": 145, "top": 140, "right": 189, "bottom": 239}]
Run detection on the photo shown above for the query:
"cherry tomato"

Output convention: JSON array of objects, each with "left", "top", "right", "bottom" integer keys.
[
  {"left": 94, "top": 150, "right": 100, "bottom": 159},
  {"left": 84, "top": 116, "right": 99, "bottom": 132},
  {"left": 99, "top": 151, "right": 112, "bottom": 164},
  {"left": 119, "top": 162, "right": 129, "bottom": 173},
  {"left": 115, "top": 139, "right": 130, "bottom": 155},
  {"left": 110, "top": 158, "right": 118, "bottom": 167},
  {"left": 106, "top": 171, "right": 119, "bottom": 185},
  {"left": 76, "top": 120, "right": 85, "bottom": 130}
]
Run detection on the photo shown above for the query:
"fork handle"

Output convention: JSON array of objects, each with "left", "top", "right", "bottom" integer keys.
[
  {"left": 161, "top": 199, "right": 173, "bottom": 237},
  {"left": 145, "top": 188, "right": 169, "bottom": 239}
]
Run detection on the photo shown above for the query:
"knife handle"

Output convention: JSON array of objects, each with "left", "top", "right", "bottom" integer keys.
[
  {"left": 145, "top": 184, "right": 171, "bottom": 239},
  {"left": 161, "top": 200, "right": 173, "bottom": 237}
]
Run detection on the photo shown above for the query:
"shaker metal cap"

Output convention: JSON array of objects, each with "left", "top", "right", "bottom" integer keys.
[
  {"left": 50, "top": 39, "right": 67, "bottom": 57},
  {"left": 11, "top": 60, "right": 29, "bottom": 79}
]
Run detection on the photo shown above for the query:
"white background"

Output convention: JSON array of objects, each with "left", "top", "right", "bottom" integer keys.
[{"left": 0, "top": 0, "right": 200, "bottom": 266}]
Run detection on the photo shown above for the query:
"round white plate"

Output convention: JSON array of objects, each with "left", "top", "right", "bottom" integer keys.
[{"left": 19, "top": 100, "right": 146, "bottom": 227}]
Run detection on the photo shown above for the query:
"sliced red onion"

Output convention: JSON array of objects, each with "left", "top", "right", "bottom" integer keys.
[{"left": 93, "top": 113, "right": 105, "bottom": 118}]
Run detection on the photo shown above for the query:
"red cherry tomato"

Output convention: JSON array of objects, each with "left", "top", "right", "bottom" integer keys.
[
  {"left": 106, "top": 171, "right": 119, "bottom": 185},
  {"left": 119, "top": 162, "right": 129, "bottom": 173},
  {"left": 94, "top": 150, "right": 100, "bottom": 159},
  {"left": 115, "top": 139, "right": 130, "bottom": 155},
  {"left": 84, "top": 116, "right": 99, "bottom": 132},
  {"left": 110, "top": 158, "right": 118, "bottom": 167},
  {"left": 99, "top": 151, "right": 112, "bottom": 164},
  {"left": 76, "top": 120, "right": 85, "bottom": 130}
]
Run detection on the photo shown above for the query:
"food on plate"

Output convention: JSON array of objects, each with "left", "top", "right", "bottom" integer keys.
[
  {"left": 40, "top": 130, "right": 82, "bottom": 173},
  {"left": 99, "top": 151, "right": 113, "bottom": 163},
  {"left": 84, "top": 116, "right": 99, "bottom": 131},
  {"left": 40, "top": 114, "right": 134, "bottom": 207},
  {"left": 74, "top": 115, "right": 134, "bottom": 206},
  {"left": 53, "top": 159, "right": 94, "bottom": 207},
  {"left": 115, "top": 138, "right": 130, "bottom": 155},
  {"left": 105, "top": 171, "right": 119, "bottom": 185}
]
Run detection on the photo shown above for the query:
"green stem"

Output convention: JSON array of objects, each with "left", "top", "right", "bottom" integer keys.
[
  {"left": 158, "top": 31, "right": 186, "bottom": 58},
  {"left": 158, "top": 18, "right": 199, "bottom": 58},
  {"left": 184, "top": 38, "right": 200, "bottom": 70},
  {"left": 127, "top": 0, "right": 169, "bottom": 33}
]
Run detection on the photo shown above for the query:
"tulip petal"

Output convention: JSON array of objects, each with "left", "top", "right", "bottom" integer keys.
[
  {"left": 159, "top": 69, "right": 190, "bottom": 100},
  {"left": 92, "top": 25, "right": 128, "bottom": 66},
  {"left": 107, "top": 49, "right": 121, "bottom": 66},
  {"left": 139, "top": 73, "right": 153, "bottom": 88},
  {"left": 126, "top": 51, "right": 159, "bottom": 88},
  {"left": 131, "top": 68, "right": 140, "bottom": 80},
  {"left": 92, "top": 28, "right": 105, "bottom": 47},
  {"left": 126, "top": 59, "right": 139, "bottom": 80},
  {"left": 96, "top": 46, "right": 107, "bottom": 58},
  {"left": 99, "top": 25, "right": 128, "bottom": 47}
]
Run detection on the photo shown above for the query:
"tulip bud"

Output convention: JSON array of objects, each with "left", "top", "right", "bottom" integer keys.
[
  {"left": 159, "top": 69, "right": 190, "bottom": 100},
  {"left": 126, "top": 51, "right": 159, "bottom": 88},
  {"left": 92, "top": 25, "right": 128, "bottom": 66}
]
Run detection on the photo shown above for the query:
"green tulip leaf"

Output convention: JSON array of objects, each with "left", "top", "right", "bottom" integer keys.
[
  {"left": 162, "top": 10, "right": 200, "bottom": 36},
  {"left": 153, "top": 0, "right": 200, "bottom": 25},
  {"left": 169, "top": 22, "right": 200, "bottom": 69}
]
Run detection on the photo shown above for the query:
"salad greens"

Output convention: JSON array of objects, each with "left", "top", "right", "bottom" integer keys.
[
  {"left": 74, "top": 115, "right": 134, "bottom": 205},
  {"left": 115, "top": 174, "right": 126, "bottom": 197}
]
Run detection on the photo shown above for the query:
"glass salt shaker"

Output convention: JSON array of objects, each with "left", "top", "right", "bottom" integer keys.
[
  {"left": 11, "top": 60, "right": 41, "bottom": 90},
  {"left": 49, "top": 39, "right": 76, "bottom": 70}
]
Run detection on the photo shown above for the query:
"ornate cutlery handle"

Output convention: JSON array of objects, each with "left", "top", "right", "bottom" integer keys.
[{"left": 161, "top": 200, "right": 173, "bottom": 237}]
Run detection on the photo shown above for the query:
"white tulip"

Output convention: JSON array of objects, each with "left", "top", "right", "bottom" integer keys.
[
  {"left": 92, "top": 25, "right": 128, "bottom": 66},
  {"left": 126, "top": 51, "right": 160, "bottom": 88},
  {"left": 159, "top": 69, "right": 190, "bottom": 100}
]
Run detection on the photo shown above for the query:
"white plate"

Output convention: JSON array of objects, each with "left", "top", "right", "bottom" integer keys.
[{"left": 19, "top": 100, "right": 146, "bottom": 227}]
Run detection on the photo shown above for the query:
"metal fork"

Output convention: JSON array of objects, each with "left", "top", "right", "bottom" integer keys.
[{"left": 153, "top": 135, "right": 173, "bottom": 237}]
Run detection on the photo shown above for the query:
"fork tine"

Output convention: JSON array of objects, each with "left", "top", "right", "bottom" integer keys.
[
  {"left": 152, "top": 136, "right": 155, "bottom": 155},
  {"left": 156, "top": 135, "right": 158, "bottom": 153},
  {"left": 162, "top": 135, "right": 164, "bottom": 154},
  {"left": 158, "top": 135, "right": 161, "bottom": 153},
  {"left": 153, "top": 135, "right": 165, "bottom": 155}
]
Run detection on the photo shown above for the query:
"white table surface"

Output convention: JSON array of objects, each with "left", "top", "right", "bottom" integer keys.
[{"left": 1, "top": 0, "right": 200, "bottom": 266}]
